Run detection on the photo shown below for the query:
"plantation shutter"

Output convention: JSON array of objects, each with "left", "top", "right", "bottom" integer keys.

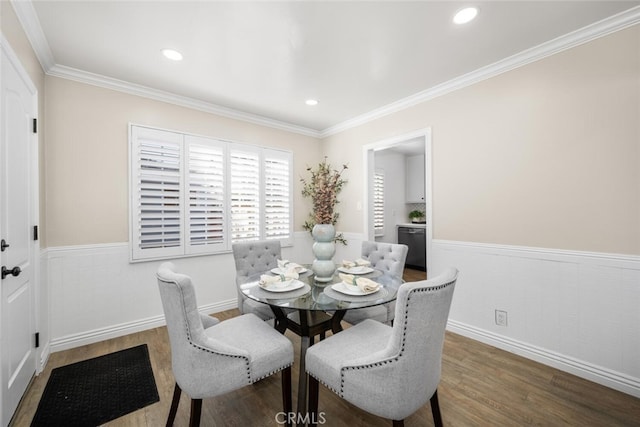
[
  {"left": 130, "top": 125, "right": 294, "bottom": 260},
  {"left": 230, "top": 147, "right": 260, "bottom": 242},
  {"left": 186, "top": 136, "right": 226, "bottom": 254},
  {"left": 264, "top": 150, "right": 292, "bottom": 243},
  {"left": 374, "top": 170, "right": 385, "bottom": 236},
  {"left": 131, "top": 127, "right": 184, "bottom": 260}
]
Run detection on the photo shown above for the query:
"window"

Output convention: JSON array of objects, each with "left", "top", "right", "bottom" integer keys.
[
  {"left": 187, "top": 136, "right": 226, "bottom": 254},
  {"left": 230, "top": 148, "right": 261, "bottom": 242},
  {"left": 130, "top": 125, "right": 293, "bottom": 261},
  {"left": 132, "top": 127, "right": 184, "bottom": 260},
  {"left": 264, "top": 152, "right": 292, "bottom": 240},
  {"left": 373, "top": 170, "right": 385, "bottom": 236}
]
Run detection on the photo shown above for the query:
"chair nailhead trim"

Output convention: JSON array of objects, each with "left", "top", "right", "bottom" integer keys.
[
  {"left": 174, "top": 281, "right": 253, "bottom": 382},
  {"left": 252, "top": 362, "right": 293, "bottom": 383},
  {"left": 339, "top": 279, "right": 456, "bottom": 395},
  {"left": 309, "top": 373, "right": 340, "bottom": 395}
]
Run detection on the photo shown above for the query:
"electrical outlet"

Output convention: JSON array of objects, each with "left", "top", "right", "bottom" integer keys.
[{"left": 495, "top": 310, "right": 508, "bottom": 326}]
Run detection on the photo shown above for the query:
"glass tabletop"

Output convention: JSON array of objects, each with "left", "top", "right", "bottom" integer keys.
[{"left": 241, "top": 266, "right": 403, "bottom": 312}]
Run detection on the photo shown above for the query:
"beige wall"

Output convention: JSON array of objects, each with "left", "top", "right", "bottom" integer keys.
[
  {"left": 7, "top": 2, "right": 638, "bottom": 255},
  {"left": 44, "top": 77, "right": 321, "bottom": 247},
  {"left": 2, "top": 1, "right": 47, "bottom": 245},
  {"left": 323, "top": 26, "right": 640, "bottom": 256}
]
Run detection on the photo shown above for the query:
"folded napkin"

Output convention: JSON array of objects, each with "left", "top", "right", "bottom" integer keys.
[
  {"left": 277, "top": 259, "right": 305, "bottom": 273},
  {"left": 259, "top": 271, "right": 299, "bottom": 288},
  {"left": 342, "top": 258, "right": 371, "bottom": 268},
  {"left": 338, "top": 273, "right": 380, "bottom": 293}
]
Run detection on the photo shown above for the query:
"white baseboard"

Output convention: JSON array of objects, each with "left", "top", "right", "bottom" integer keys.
[
  {"left": 447, "top": 320, "right": 640, "bottom": 398},
  {"left": 39, "top": 236, "right": 640, "bottom": 399},
  {"left": 43, "top": 236, "right": 364, "bottom": 355},
  {"left": 50, "top": 299, "right": 236, "bottom": 352},
  {"left": 433, "top": 239, "right": 640, "bottom": 398},
  {"left": 37, "top": 342, "right": 50, "bottom": 375}
]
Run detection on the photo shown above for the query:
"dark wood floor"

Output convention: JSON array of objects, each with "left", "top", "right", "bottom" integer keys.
[
  {"left": 403, "top": 267, "right": 427, "bottom": 282},
  {"left": 10, "top": 268, "right": 640, "bottom": 426}
]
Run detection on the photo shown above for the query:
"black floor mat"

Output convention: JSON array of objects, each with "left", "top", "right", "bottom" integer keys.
[{"left": 31, "top": 344, "right": 159, "bottom": 426}]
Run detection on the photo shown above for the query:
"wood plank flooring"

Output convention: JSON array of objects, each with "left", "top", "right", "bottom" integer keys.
[
  {"left": 403, "top": 267, "right": 427, "bottom": 282},
  {"left": 10, "top": 268, "right": 640, "bottom": 426}
]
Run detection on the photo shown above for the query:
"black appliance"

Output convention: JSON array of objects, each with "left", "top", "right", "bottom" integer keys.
[{"left": 398, "top": 226, "right": 426, "bottom": 271}]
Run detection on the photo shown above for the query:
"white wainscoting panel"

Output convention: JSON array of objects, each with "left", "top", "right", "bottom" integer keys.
[
  {"left": 43, "top": 235, "right": 638, "bottom": 397},
  {"left": 44, "top": 232, "right": 365, "bottom": 353},
  {"left": 431, "top": 239, "right": 640, "bottom": 397},
  {"left": 46, "top": 243, "right": 238, "bottom": 351}
]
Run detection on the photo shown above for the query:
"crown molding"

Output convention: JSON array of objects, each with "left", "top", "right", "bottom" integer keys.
[
  {"left": 9, "top": 0, "right": 55, "bottom": 71},
  {"left": 11, "top": 0, "right": 639, "bottom": 140},
  {"left": 47, "top": 64, "right": 322, "bottom": 138},
  {"left": 11, "top": 1, "right": 321, "bottom": 138},
  {"left": 320, "top": 5, "right": 640, "bottom": 138}
]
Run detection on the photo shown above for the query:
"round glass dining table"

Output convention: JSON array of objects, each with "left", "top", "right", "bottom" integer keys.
[
  {"left": 240, "top": 266, "right": 403, "bottom": 425},
  {"left": 241, "top": 266, "right": 402, "bottom": 313}
]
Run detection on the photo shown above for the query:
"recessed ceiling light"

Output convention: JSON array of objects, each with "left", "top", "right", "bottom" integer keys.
[
  {"left": 453, "top": 7, "right": 478, "bottom": 25},
  {"left": 305, "top": 99, "right": 319, "bottom": 106},
  {"left": 161, "top": 48, "right": 183, "bottom": 61}
]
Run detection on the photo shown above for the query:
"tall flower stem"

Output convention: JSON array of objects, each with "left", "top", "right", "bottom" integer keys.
[{"left": 301, "top": 157, "right": 348, "bottom": 244}]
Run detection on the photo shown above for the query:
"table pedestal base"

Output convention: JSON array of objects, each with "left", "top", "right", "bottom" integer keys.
[{"left": 271, "top": 307, "right": 345, "bottom": 427}]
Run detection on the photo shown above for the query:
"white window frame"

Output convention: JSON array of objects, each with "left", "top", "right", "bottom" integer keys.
[
  {"left": 130, "top": 126, "right": 185, "bottom": 261},
  {"left": 129, "top": 124, "right": 293, "bottom": 262}
]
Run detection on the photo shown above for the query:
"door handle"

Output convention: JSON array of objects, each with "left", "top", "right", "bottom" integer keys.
[
  {"left": 1, "top": 266, "right": 21, "bottom": 280},
  {"left": 0, "top": 239, "right": 8, "bottom": 252}
]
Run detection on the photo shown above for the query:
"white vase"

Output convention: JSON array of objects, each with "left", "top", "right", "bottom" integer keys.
[{"left": 311, "top": 224, "right": 336, "bottom": 282}]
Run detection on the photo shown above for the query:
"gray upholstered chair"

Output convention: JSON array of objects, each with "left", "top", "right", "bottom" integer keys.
[
  {"left": 156, "top": 262, "right": 293, "bottom": 427},
  {"left": 342, "top": 241, "right": 409, "bottom": 326},
  {"left": 232, "top": 240, "right": 282, "bottom": 321},
  {"left": 306, "top": 267, "right": 458, "bottom": 427}
]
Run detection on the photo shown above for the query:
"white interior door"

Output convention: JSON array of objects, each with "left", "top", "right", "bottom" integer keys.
[{"left": 1, "top": 40, "right": 38, "bottom": 426}]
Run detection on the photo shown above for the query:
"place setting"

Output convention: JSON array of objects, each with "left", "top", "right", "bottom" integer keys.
[
  {"left": 269, "top": 259, "right": 309, "bottom": 275},
  {"left": 253, "top": 260, "right": 311, "bottom": 298},
  {"left": 323, "top": 272, "right": 388, "bottom": 303},
  {"left": 336, "top": 258, "right": 374, "bottom": 275}
]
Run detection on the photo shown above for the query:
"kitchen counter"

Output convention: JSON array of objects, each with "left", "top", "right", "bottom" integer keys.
[{"left": 396, "top": 223, "right": 426, "bottom": 229}]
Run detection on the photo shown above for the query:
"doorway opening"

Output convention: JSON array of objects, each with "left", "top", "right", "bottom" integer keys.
[{"left": 362, "top": 128, "right": 432, "bottom": 273}]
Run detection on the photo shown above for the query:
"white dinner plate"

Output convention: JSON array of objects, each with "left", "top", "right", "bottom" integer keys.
[
  {"left": 259, "top": 279, "right": 305, "bottom": 293},
  {"left": 337, "top": 266, "right": 374, "bottom": 275},
  {"left": 270, "top": 267, "right": 308, "bottom": 275},
  {"left": 331, "top": 282, "right": 380, "bottom": 296}
]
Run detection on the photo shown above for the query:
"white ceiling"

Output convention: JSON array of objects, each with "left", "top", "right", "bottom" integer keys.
[{"left": 18, "top": 1, "right": 640, "bottom": 135}]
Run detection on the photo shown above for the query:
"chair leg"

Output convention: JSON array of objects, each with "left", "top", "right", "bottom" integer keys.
[
  {"left": 392, "top": 420, "right": 404, "bottom": 427},
  {"left": 430, "top": 389, "right": 443, "bottom": 427},
  {"left": 308, "top": 375, "right": 319, "bottom": 426},
  {"left": 166, "top": 383, "right": 182, "bottom": 427},
  {"left": 190, "top": 398, "right": 202, "bottom": 427},
  {"left": 282, "top": 366, "right": 292, "bottom": 426}
]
